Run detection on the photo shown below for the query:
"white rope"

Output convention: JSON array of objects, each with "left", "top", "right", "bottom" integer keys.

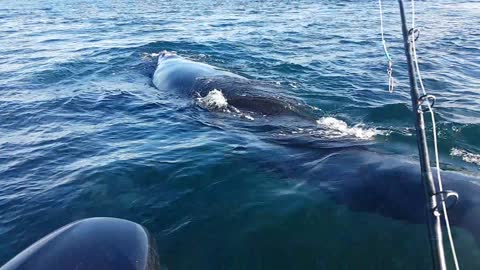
[
  {"left": 410, "top": 1, "right": 460, "bottom": 269},
  {"left": 379, "top": 0, "right": 391, "bottom": 60},
  {"left": 378, "top": 0, "right": 394, "bottom": 93}
]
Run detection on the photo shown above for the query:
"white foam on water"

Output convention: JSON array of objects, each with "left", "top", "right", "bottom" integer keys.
[
  {"left": 141, "top": 52, "right": 159, "bottom": 60},
  {"left": 315, "top": 117, "right": 382, "bottom": 140},
  {"left": 195, "top": 89, "right": 256, "bottom": 121},
  {"left": 450, "top": 148, "right": 480, "bottom": 166},
  {"left": 242, "top": 114, "right": 255, "bottom": 121},
  {"left": 196, "top": 89, "right": 229, "bottom": 111}
]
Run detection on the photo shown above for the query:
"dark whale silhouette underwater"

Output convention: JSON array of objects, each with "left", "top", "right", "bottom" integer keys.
[{"left": 151, "top": 51, "right": 480, "bottom": 245}]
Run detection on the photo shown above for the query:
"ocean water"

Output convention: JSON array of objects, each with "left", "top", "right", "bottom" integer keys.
[{"left": 1, "top": 0, "right": 480, "bottom": 269}]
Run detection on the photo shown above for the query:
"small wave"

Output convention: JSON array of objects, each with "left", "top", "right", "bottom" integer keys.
[
  {"left": 196, "top": 89, "right": 229, "bottom": 111},
  {"left": 242, "top": 114, "right": 255, "bottom": 121},
  {"left": 141, "top": 52, "right": 160, "bottom": 60},
  {"left": 315, "top": 117, "right": 382, "bottom": 140},
  {"left": 142, "top": 51, "right": 178, "bottom": 62},
  {"left": 450, "top": 148, "right": 480, "bottom": 166},
  {"left": 196, "top": 89, "right": 255, "bottom": 121}
]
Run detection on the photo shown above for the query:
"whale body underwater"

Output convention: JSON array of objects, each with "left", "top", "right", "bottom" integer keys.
[{"left": 152, "top": 51, "right": 480, "bottom": 245}]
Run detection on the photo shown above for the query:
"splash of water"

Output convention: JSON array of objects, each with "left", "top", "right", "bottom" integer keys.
[
  {"left": 315, "top": 117, "right": 382, "bottom": 140},
  {"left": 450, "top": 148, "right": 480, "bottom": 166},
  {"left": 196, "top": 89, "right": 229, "bottom": 111}
]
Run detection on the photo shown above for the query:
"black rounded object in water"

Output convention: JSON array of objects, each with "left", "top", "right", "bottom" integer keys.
[{"left": 0, "top": 217, "right": 159, "bottom": 270}]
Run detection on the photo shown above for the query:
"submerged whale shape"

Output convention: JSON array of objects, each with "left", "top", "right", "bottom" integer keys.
[
  {"left": 306, "top": 150, "right": 480, "bottom": 240},
  {"left": 152, "top": 51, "right": 480, "bottom": 247},
  {"left": 266, "top": 144, "right": 480, "bottom": 245},
  {"left": 152, "top": 51, "right": 313, "bottom": 118}
]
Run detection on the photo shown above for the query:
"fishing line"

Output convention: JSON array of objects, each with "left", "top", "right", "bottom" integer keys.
[
  {"left": 410, "top": 1, "right": 460, "bottom": 269},
  {"left": 378, "top": 0, "right": 394, "bottom": 93}
]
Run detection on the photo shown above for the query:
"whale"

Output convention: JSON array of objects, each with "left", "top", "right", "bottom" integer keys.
[
  {"left": 301, "top": 149, "right": 480, "bottom": 244},
  {"left": 152, "top": 51, "right": 314, "bottom": 119},
  {"left": 253, "top": 140, "right": 480, "bottom": 246},
  {"left": 151, "top": 51, "right": 480, "bottom": 246}
]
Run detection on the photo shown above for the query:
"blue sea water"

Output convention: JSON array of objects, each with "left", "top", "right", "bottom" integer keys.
[{"left": 1, "top": 0, "right": 480, "bottom": 269}]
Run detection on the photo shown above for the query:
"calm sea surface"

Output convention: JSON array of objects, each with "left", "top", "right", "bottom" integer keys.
[{"left": 1, "top": 0, "right": 479, "bottom": 269}]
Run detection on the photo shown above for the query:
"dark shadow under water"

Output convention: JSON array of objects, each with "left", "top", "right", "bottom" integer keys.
[{"left": 250, "top": 131, "right": 480, "bottom": 246}]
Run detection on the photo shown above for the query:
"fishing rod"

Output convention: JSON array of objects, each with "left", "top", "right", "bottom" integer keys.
[{"left": 395, "top": 0, "right": 458, "bottom": 269}]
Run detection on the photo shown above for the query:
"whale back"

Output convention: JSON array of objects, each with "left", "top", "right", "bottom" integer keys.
[
  {"left": 192, "top": 76, "right": 315, "bottom": 118},
  {"left": 152, "top": 53, "right": 315, "bottom": 118},
  {"left": 153, "top": 58, "right": 218, "bottom": 95},
  {"left": 153, "top": 55, "right": 244, "bottom": 96}
]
